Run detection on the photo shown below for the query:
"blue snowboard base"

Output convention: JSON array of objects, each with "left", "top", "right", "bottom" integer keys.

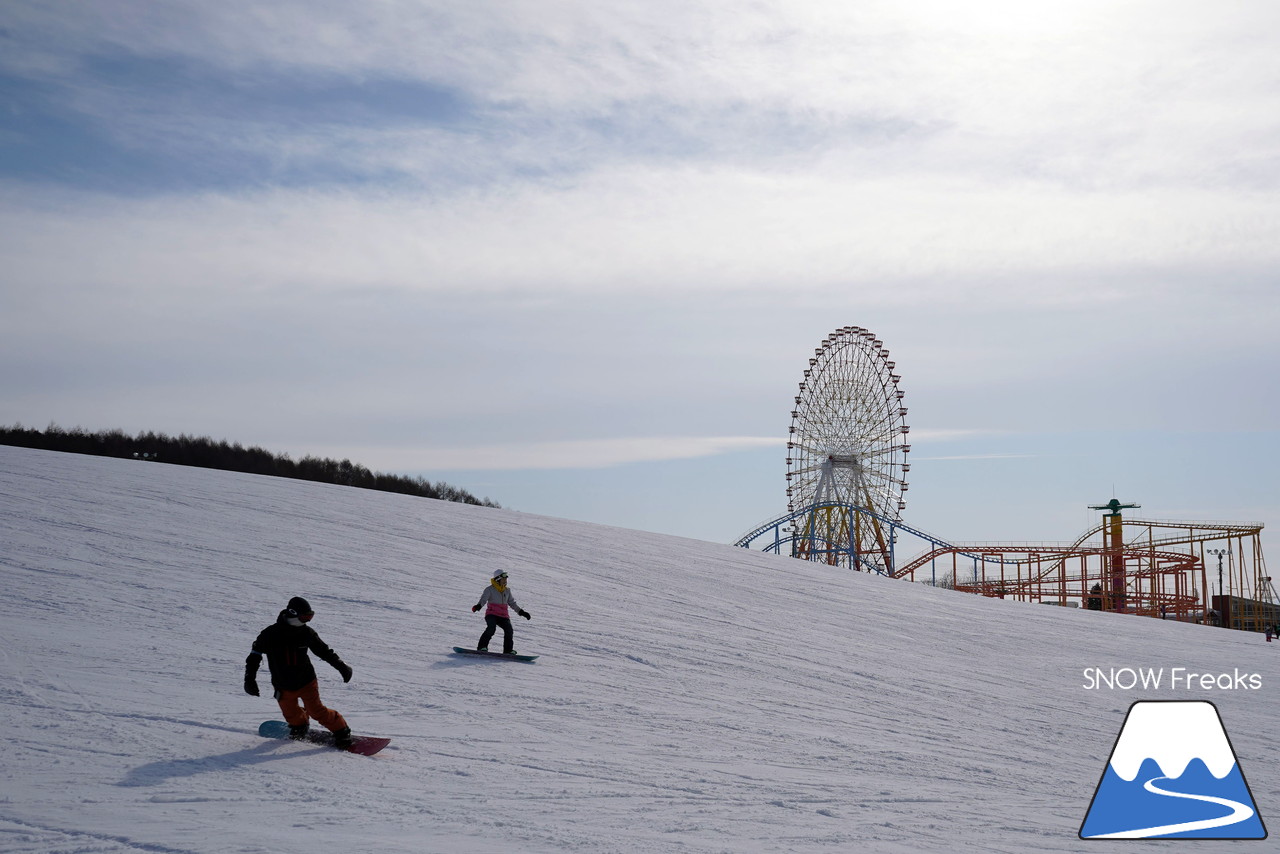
[{"left": 452, "top": 646, "right": 539, "bottom": 662}]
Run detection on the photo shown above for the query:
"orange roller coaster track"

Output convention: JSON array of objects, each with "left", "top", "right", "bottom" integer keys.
[
  {"left": 737, "top": 502, "right": 1270, "bottom": 627},
  {"left": 886, "top": 512, "right": 1270, "bottom": 624},
  {"left": 890, "top": 542, "right": 1206, "bottom": 620}
]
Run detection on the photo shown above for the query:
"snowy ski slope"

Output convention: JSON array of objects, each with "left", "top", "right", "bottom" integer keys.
[{"left": 0, "top": 444, "right": 1275, "bottom": 852}]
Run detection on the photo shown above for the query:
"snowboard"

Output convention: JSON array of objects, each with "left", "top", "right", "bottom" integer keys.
[
  {"left": 258, "top": 720, "right": 391, "bottom": 756},
  {"left": 452, "top": 646, "right": 539, "bottom": 662}
]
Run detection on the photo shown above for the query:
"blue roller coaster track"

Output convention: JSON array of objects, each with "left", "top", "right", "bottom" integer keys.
[{"left": 735, "top": 502, "right": 979, "bottom": 579}]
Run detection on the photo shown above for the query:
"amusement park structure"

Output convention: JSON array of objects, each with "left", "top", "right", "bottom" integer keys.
[{"left": 736, "top": 326, "right": 1275, "bottom": 631}]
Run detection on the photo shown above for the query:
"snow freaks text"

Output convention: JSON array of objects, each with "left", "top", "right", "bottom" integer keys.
[{"left": 1082, "top": 667, "right": 1262, "bottom": 691}]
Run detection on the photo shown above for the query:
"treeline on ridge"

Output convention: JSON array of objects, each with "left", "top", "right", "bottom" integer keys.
[{"left": 0, "top": 424, "right": 499, "bottom": 508}]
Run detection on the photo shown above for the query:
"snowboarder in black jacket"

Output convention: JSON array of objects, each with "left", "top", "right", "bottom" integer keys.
[{"left": 244, "top": 596, "right": 354, "bottom": 747}]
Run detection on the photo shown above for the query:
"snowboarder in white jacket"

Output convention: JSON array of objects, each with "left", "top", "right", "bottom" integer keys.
[{"left": 472, "top": 569, "right": 531, "bottom": 654}]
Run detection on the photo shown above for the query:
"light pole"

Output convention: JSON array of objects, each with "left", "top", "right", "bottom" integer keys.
[{"left": 1208, "top": 548, "right": 1231, "bottom": 598}]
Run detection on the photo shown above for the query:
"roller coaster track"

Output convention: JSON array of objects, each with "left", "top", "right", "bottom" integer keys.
[
  {"left": 736, "top": 502, "right": 997, "bottom": 574},
  {"left": 738, "top": 504, "right": 1228, "bottom": 591},
  {"left": 889, "top": 541, "right": 1200, "bottom": 581},
  {"left": 1066, "top": 518, "right": 1263, "bottom": 551},
  {"left": 998, "top": 518, "right": 1266, "bottom": 586}
]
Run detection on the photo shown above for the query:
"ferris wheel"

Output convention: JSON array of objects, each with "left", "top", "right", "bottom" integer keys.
[{"left": 786, "top": 326, "right": 911, "bottom": 571}]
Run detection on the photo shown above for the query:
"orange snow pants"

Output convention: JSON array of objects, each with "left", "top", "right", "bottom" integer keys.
[{"left": 275, "top": 680, "right": 348, "bottom": 733}]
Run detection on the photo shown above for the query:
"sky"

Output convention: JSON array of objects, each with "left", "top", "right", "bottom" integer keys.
[{"left": 2, "top": 0, "right": 1279, "bottom": 547}]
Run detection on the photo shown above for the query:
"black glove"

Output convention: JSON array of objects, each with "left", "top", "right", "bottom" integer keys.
[
  {"left": 244, "top": 652, "right": 261, "bottom": 696},
  {"left": 336, "top": 662, "right": 353, "bottom": 683},
  {"left": 471, "top": 604, "right": 481, "bottom": 612},
  {"left": 518, "top": 609, "right": 531, "bottom": 620}
]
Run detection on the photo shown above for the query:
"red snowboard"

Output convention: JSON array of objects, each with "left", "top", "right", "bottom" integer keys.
[{"left": 258, "top": 720, "right": 390, "bottom": 756}]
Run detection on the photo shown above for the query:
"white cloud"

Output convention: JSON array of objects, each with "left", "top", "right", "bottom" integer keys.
[
  {"left": 4, "top": 169, "right": 1277, "bottom": 305},
  {"left": 906, "top": 429, "right": 1006, "bottom": 443},
  {"left": 915, "top": 453, "right": 1037, "bottom": 462},
  {"left": 304, "top": 436, "right": 785, "bottom": 472},
  {"left": 300, "top": 430, "right": 1009, "bottom": 474},
  {"left": 8, "top": 0, "right": 1280, "bottom": 193}
]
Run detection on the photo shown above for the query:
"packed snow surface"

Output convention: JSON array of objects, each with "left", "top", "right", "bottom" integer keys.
[{"left": 1, "top": 445, "right": 1275, "bottom": 853}]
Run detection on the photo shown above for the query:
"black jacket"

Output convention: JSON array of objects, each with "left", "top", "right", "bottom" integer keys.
[{"left": 245, "top": 610, "right": 348, "bottom": 692}]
